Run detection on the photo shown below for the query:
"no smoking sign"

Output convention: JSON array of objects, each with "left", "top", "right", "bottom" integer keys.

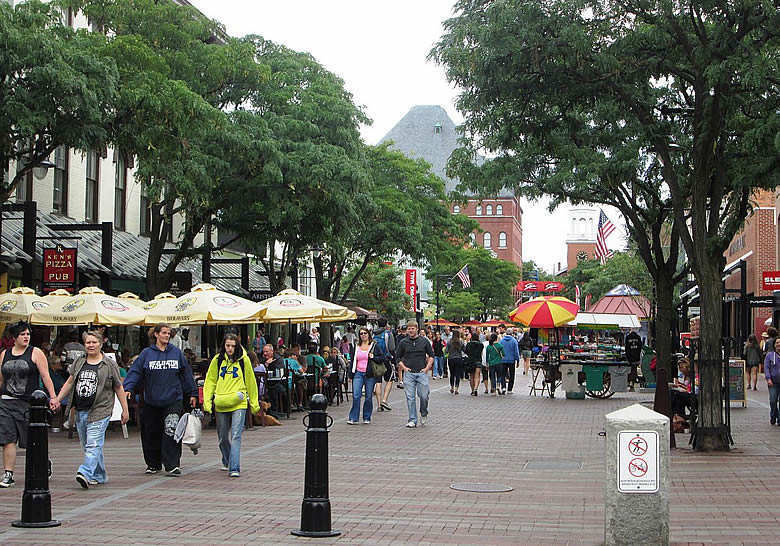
[{"left": 618, "top": 431, "right": 658, "bottom": 493}]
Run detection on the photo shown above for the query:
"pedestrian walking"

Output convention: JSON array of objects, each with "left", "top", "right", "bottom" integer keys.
[
  {"left": 744, "top": 334, "right": 762, "bottom": 390},
  {"left": 464, "top": 329, "right": 484, "bottom": 396},
  {"left": 764, "top": 338, "right": 780, "bottom": 425},
  {"left": 203, "top": 334, "right": 260, "bottom": 478},
  {"left": 395, "top": 321, "right": 434, "bottom": 428},
  {"left": 432, "top": 332, "right": 445, "bottom": 379},
  {"left": 54, "top": 330, "right": 129, "bottom": 489},
  {"left": 519, "top": 330, "right": 534, "bottom": 375},
  {"left": 0, "top": 321, "right": 61, "bottom": 488},
  {"left": 348, "top": 328, "right": 378, "bottom": 425},
  {"left": 487, "top": 333, "right": 506, "bottom": 395},
  {"left": 500, "top": 328, "right": 520, "bottom": 393},
  {"left": 447, "top": 330, "right": 465, "bottom": 394},
  {"left": 123, "top": 323, "right": 198, "bottom": 476}
]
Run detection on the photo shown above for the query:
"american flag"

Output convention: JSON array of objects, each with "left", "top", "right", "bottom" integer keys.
[
  {"left": 455, "top": 265, "right": 471, "bottom": 288},
  {"left": 595, "top": 209, "right": 615, "bottom": 265}
]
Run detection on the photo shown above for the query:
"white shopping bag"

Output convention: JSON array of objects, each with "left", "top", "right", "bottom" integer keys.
[{"left": 174, "top": 410, "right": 203, "bottom": 455}]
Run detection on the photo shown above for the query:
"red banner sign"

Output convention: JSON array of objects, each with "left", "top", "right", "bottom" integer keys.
[
  {"left": 763, "top": 271, "right": 780, "bottom": 291},
  {"left": 405, "top": 269, "right": 417, "bottom": 311},
  {"left": 42, "top": 245, "right": 77, "bottom": 293},
  {"left": 517, "top": 280, "right": 563, "bottom": 292}
]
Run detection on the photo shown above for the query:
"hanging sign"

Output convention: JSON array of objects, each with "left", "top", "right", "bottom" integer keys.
[
  {"left": 405, "top": 269, "right": 417, "bottom": 311},
  {"left": 763, "top": 271, "right": 780, "bottom": 291},
  {"left": 517, "top": 281, "right": 564, "bottom": 292},
  {"left": 42, "top": 245, "right": 77, "bottom": 294}
]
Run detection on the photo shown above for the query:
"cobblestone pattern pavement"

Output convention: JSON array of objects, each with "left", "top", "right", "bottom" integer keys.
[{"left": 0, "top": 372, "right": 778, "bottom": 544}]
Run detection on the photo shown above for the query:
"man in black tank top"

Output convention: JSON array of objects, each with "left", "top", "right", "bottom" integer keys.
[{"left": 0, "top": 321, "right": 60, "bottom": 488}]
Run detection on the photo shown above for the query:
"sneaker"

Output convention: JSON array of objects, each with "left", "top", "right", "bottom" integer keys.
[
  {"left": 76, "top": 473, "right": 89, "bottom": 489},
  {"left": 498, "top": 390, "right": 505, "bottom": 395},
  {"left": 484, "top": 389, "right": 489, "bottom": 394},
  {"left": 221, "top": 464, "right": 229, "bottom": 471},
  {"left": 167, "top": 467, "right": 181, "bottom": 477},
  {"left": 405, "top": 421, "right": 417, "bottom": 428},
  {"left": 363, "top": 420, "right": 371, "bottom": 424},
  {"left": 506, "top": 390, "right": 514, "bottom": 394},
  {"left": 380, "top": 402, "right": 392, "bottom": 411},
  {"left": 145, "top": 467, "right": 160, "bottom": 474},
  {"left": 397, "top": 383, "right": 404, "bottom": 389},
  {"left": 0, "top": 471, "right": 14, "bottom": 488},
  {"left": 229, "top": 471, "right": 240, "bottom": 478},
  {"left": 346, "top": 419, "right": 358, "bottom": 425},
  {"left": 420, "top": 415, "right": 427, "bottom": 425},
  {"left": 88, "top": 479, "right": 100, "bottom": 485}
]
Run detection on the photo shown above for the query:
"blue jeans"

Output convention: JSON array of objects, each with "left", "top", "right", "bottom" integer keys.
[
  {"left": 349, "top": 371, "right": 376, "bottom": 422},
  {"left": 434, "top": 356, "right": 445, "bottom": 377},
  {"left": 75, "top": 411, "right": 110, "bottom": 483},
  {"left": 404, "top": 371, "right": 429, "bottom": 424},
  {"left": 770, "top": 385, "right": 780, "bottom": 423},
  {"left": 216, "top": 409, "right": 246, "bottom": 472},
  {"left": 489, "top": 365, "right": 505, "bottom": 391}
]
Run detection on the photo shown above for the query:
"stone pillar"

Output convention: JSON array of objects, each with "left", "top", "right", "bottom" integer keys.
[{"left": 605, "top": 403, "right": 669, "bottom": 546}]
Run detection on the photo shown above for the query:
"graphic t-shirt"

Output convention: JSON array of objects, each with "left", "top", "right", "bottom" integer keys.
[{"left": 74, "top": 363, "right": 99, "bottom": 411}]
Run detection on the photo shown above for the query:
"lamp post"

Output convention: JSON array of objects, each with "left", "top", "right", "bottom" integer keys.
[{"left": 434, "top": 274, "right": 454, "bottom": 332}]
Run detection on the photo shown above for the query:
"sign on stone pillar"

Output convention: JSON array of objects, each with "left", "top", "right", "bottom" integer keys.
[{"left": 605, "top": 404, "right": 669, "bottom": 546}]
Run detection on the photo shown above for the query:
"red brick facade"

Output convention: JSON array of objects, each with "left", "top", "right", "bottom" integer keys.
[
  {"left": 567, "top": 242, "right": 597, "bottom": 273},
  {"left": 723, "top": 190, "right": 777, "bottom": 336},
  {"left": 453, "top": 197, "right": 523, "bottom": 269}
]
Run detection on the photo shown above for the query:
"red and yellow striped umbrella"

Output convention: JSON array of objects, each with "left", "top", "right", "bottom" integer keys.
[{"left": 508, "top": 296, "right": 579, "bottom": 328}]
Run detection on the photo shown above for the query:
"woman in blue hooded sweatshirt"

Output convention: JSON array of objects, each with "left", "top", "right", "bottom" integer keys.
[{"left": 123, "top": 323, "right": 197, "bottom": 476}]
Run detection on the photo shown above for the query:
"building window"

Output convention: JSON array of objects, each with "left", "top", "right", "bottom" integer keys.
[
  {"left": 498, "top": 232, "right": 507, "bottom": 248},
  {"left": 114, "top": 155, "right": 127, "bottom": 230},
  {"left": 299, "top": 267, "right": 313, "bottom": 296},
  {"left": 139, "top": 193, "right": 151, "bottom": 235},
  {"left": 476, "top": 205, "right": 482, "bottom": 215},
  {"left": 453, "top": 205, "right": 460, "bottom": 214},
  {"left": 483, "top": 232, "right": 492, "bottom": 248},
  {"left": 496, "top": 204, "right": 503, "bottom": 215},
  {"left": 434, "top": 123, "right": 442, "bottom": 134},
  {"left": 469, "top": 232, "right": 476, "bottom": 246},
  {"left": 486, "top": 204, "right": 493, "bottom": 215},
  {"left": 53, "top": 146, "right": 68, "bottom": 214},
  {"left": 85, "top": 150, "right": 99, "bottom": 222}
]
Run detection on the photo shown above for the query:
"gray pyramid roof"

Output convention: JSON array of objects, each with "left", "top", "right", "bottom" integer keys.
[{"left": 379, "top": 105, "right": 513, "bottom": 198}]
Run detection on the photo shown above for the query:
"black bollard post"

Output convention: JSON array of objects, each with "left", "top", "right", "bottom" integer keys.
[
  {"left": 12, "top": 390, "right": 60, "bottom": 528},
  {"left": 291, "top": 393, "right": 340, "bottom": 538}
]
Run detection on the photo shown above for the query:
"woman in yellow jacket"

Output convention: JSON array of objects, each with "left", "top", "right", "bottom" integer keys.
[{"left": 203, "top": 334, "right": 259, "bottom": 477}]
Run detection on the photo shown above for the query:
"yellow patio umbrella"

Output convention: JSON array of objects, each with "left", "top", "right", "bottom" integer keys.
[
  {"left": 30, "top": 286, "right": 146, "bottom": 326},
  {"left": 0, "top": 287, "right": 51, "bottom": 323},
  {"left": 142, "top": 283, "right": 259, "bottom": 325},
  {"left": 249, "top": 289, "right": 356, "bottom": 324},
  {"left": 117, "top": 291, "right": 147, "bottom": 307},
  {"left": 508, "top": 296, "right": 579, "bottom": 328}
]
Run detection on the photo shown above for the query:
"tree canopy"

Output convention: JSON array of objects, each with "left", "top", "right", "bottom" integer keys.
[{"left": 432, "top": 0, "right": 780, "bottom": 451}]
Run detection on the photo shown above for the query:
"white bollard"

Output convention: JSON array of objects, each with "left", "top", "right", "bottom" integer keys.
[{"left": 605, "top": 403, "right": 669, "bottom": 546}]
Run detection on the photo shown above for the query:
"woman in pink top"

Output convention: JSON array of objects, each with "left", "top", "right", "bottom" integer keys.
[{"left": 348, "top": 328, "right": 376, "bottom": 425}]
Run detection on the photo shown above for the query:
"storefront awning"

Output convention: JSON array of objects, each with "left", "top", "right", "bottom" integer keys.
[{"left": 566, "top": 312, "right": 641, "bottom": 330}]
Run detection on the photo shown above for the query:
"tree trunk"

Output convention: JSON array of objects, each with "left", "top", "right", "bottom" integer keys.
[
  {"left": 695, "top": 263, "right": 729, "bottom": 451},
  {"left": 654, "top": 274, "right": 675, "bottom": 379}
]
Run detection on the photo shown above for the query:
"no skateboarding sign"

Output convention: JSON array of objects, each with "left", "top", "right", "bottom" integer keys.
[{"left": 618, "top": 431, "right": 658, "bottom": 493}]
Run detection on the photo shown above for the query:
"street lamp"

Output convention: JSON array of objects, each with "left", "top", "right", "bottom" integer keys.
[{"left": 434, "top": 273, "right": 454, "bottom": 331}]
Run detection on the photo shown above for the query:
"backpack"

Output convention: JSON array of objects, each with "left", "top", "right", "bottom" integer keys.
[{"left": 372, "top": 332, "right": 392, "bottom": 363}]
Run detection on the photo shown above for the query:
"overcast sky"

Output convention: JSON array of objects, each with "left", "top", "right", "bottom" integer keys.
[{"left": 191, "top": 0, "right": 625, "bottom": 273}]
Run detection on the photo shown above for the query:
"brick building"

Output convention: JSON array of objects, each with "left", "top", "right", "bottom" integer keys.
[
  {"left": 380, "top": 105, "right": 523, "bottom": 270},
  {"left": 723, "top": 189, "right": 777, "bottom": 337}
]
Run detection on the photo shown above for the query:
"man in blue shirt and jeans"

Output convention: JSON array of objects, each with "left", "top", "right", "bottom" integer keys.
[{"left": 395, "top": 321, "right": 434, "bottom": 428}]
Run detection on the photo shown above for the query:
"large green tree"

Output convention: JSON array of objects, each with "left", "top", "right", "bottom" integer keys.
[
  {"left": 430, "top": 246, "right": 522, "bottom": 320},
  {"left": 432, "top": 0, "right": 780, "bottom": 451},
  {"left": 319, "top": 143, "right": 477, "bottom": 308},
  {"left": 0, "top": 0, "right": 118, "bottom": 202},
  {"left": 61, "top": 0, "right": 273, "bottom": 296},
  {"left": 344, "top": 262, "right": 412, "bottom": 326}
]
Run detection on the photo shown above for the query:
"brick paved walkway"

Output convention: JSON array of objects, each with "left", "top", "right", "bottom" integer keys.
[{"left": 0, "top": 372, "right": 778, "bottom": 545}]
